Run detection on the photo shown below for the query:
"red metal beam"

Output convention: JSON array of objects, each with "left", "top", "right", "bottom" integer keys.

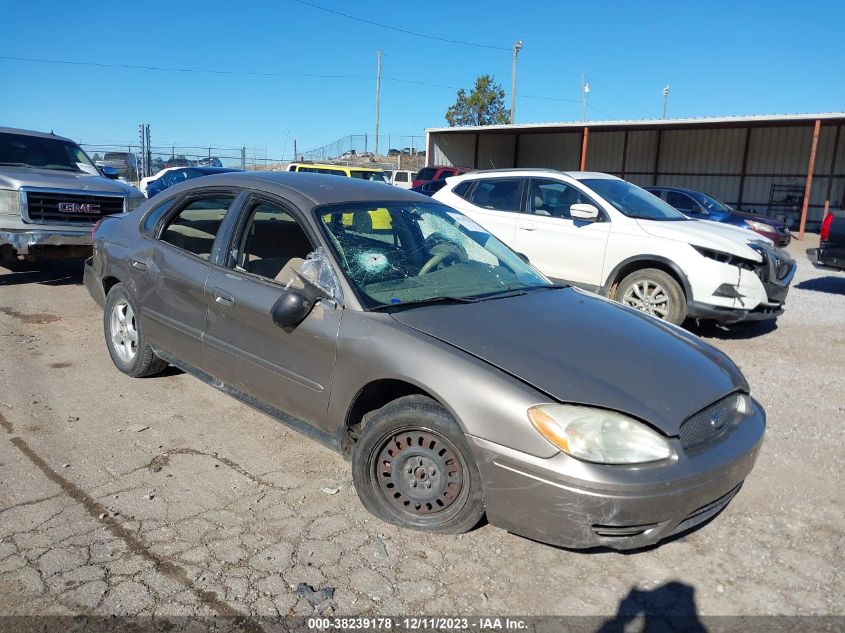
[
  {"left": 798, "top": 119, "right": 822, "bottom": 240},
  {"left": 579, "top": 127, "right": 589, "bottom": 171},
  {"left": 737, "top": 127, "right": 752, "bottom": 209}
]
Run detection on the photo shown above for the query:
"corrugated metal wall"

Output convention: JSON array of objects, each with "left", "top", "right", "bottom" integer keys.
[{"left": 429, "top": 119, "right": 845, "bottom": 228}]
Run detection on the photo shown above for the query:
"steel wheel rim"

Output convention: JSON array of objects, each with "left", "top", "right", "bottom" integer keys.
[
  {"left": 622, "top": 279, "right": 670, "bottom": 319},
  {"left": 373, "top": 428, "right": 466, "bottom": 519},
  {"left": 110, "top": 300, "right": 138, "bottom": 362}
]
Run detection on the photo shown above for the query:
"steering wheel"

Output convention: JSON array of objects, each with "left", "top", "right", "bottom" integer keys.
[{"left": 419, "top": 242, "right": 467, "bottom": 275}]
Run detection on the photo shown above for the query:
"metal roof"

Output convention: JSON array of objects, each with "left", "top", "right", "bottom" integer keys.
[{"left": 426, "top": 112, "right": 845, "bottom": 134}]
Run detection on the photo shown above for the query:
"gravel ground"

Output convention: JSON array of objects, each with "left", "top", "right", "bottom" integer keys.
[{"left": 0, "top": 236, "right": 843, "bottom": 625}]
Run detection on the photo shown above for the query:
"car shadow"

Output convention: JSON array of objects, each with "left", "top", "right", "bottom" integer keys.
[
  {"left": 0, "top": 260, "right": 84, "bottom": 287},
  {"left": 596, "top": 581, "right": 706, "bottom": 632},
  {"left": 686, "top": 319, "right": 778, "bottom": 340},
  {"left": 794, "top": 276, "right": 845, "bottom": 296}
]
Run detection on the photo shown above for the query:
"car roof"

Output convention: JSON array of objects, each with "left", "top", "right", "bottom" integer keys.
[
  {"left": 451, "top": 168, "right": 620, "bottom": 181},
  {"left": 0, "top": 126, "right": 76, "bottom": 143},
  {"left": 290, "top": 163, "right": 384, "bottom": 173},
  {"left": 166, "top": 171, "right": 431, "bottom": 206}
]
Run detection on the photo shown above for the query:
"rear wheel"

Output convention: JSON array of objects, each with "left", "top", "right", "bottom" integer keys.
[
  {"left": 352, "top": 395, "right": 484, "bottom": 534},
  {"left": 104, "top": 283, "right": 167, "bottom": 377},
  {"left": 615, "top": 268, "right": 686, "bottom": 325}
]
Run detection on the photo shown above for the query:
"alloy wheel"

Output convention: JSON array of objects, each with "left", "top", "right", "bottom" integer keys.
[
  {"left": 110, "top": 300, "right": 138, "bottom": 362},
  {"left": 622, "top": 279, "right": 671, "bottom": 319}
]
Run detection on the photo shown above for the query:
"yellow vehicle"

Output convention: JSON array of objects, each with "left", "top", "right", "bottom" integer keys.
[{"left": 286, "top": 162, "right": 388, "bottom": 183}]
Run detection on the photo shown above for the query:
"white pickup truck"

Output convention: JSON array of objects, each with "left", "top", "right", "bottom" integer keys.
[{"left": 0, "top": 127, "right": 144, "bottom": 265}]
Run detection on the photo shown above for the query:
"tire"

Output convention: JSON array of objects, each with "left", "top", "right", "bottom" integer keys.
[
  {"left": 352, "top": 395, "right": 485, "bottom": 534},
  {"left": 103, "top": 283, "right": 167, "bottom": 378},
  {"left": 614, "top": 268, "right": 686, "bottom": 325}
]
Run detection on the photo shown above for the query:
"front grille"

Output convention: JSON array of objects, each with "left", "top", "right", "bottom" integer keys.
[
  {"left": 24, "top": 190, "right": 124, "bottom": 224},
  {"left": 751, "top": 244, "right": 794, "bottom": 285},
  {"left": 679, "top": 394, "right": 742, "bottom": 450}
]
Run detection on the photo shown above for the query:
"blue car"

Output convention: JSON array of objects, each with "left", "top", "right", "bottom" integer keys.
[
  {"left": 646, "top": 186, "right": 791, "bottom": 247},
  {"left": 142, "top": 166, "right": 241, "bottom": 198}
]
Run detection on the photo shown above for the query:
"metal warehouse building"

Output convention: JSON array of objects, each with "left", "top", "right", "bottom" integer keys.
[{"left": 425, "top": 113, "right": 845, "bottom": 233}]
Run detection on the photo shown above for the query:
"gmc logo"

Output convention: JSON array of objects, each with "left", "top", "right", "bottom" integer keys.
[{"left": 58, "top": 202, "right": 100, "bottom": 214}]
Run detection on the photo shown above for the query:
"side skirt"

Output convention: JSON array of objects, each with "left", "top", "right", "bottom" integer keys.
[{"left": 154, "top": 349, "right": 342, "bottom": 453}]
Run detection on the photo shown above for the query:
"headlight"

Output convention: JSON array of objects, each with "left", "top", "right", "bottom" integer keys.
[
  {"left": 125, "top": 196, "right": 144, "bottom": 212},
  {"left": 528, "top": 404, "right": 674, "bottom": 464},
  {"left": 0, "top": 189, "right": 21, "bottom": 216},
  {"left": 745, "top": 220, "right": 774, "bottom": 233}
]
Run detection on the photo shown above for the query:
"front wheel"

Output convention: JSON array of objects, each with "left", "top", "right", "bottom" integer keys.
[
  {"left": 352, "top": 395, "right": 485, "bottom": 534},
  {"left": 103, "top": 283, "right": 167, "bottom": 377},
  {"left": 614, "top": 268, "right": 686, "bottom": 325}
]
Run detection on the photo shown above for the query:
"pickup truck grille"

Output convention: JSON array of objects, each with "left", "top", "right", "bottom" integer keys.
[{"left": 24, "top": 191, "right": 124, "bottom": 224}]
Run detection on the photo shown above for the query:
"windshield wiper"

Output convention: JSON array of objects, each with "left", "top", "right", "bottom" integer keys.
[
  {"left": 371, "top": 295, "right": 478, "bottom": 311},
  {"left": 0, "top": 162, "right": 29, "bottom": 167}
]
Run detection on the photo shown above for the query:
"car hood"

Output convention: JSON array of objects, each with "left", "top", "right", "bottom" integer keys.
[
  {"left": 726, "top": 209, "right": 785, "bottom": 228},
  {"left": 0, "top": 165, "right": 140, "bottom": 196},
  {"left": 637, "top": 218, "right": 770, "bottom": 260},
  {"left": 391, "top": 288, "right": 747, "bottom": 435}
]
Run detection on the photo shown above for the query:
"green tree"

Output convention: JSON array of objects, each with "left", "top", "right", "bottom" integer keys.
[{"left": 445, "top": 75, "right": 509, "bottom": 127}]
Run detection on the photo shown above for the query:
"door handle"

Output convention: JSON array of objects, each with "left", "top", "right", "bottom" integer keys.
[
  {"left": 130, "top": 259, "right": 147, "bottom": 271},
  {"left": 518, "top": 222, "right": 537, "bottom": 231},
  {"left": 213, "top": 289, "right": 234, "bottom": 307}
]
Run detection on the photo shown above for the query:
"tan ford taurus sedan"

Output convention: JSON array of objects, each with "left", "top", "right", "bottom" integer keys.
[{"left": 84, "top": 172, "right": 765, "bottom": 550}]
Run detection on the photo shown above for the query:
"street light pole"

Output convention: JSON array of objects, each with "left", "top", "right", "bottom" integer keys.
[
  {"left": 374, "top": 50, "right": 382, "bottom": 158},
  {"left": 662, "top": 84, "right": 670, "bottom": 119},
  {"left": 510, "top": 40, "right": 523, "bottom": 124}
]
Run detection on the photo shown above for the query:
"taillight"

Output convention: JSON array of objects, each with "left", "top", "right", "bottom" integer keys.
[{"left": 820, "top": 214, "right": 834, "bottom": 241}]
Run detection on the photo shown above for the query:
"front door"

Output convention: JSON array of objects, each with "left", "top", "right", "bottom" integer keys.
[
  {"left": 202, "top": 197, "right": 341, "bottom": 426},
  {"left": 137, "top": 192, "right": 238, "bottom": 368},
  {"left": 514, "top": 178, "right": 610, "bottom": 288}
]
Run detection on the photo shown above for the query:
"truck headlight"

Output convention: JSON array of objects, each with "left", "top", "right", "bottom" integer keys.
[
  {"left": 0, "top": 189, "right": 21, "bottom": 216},
  {"left": 528, "top": 404, "right": 674, "bottom": 464},
  {"left": 125, "top": 196, "right": 144, "bottom": 213}
]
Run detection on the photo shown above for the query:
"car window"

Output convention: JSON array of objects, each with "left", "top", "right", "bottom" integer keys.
[
  {"left": 164, "top": 169, "right": 192, "bottom": 186},
  {"left": 159, "top": 195, "right": 236, "bottom": 259},
  {"left": 142, "top": 198, "right": 177, "bottom": 233},
  {"left": 580, "top": 178, "right": 687, "bottom": 221},
  {"left": 452, "top": 181, "right": 473, "bottom": 199},
  {"left": 416, "top": 167, "right": 437, "bottom": 181},
  {"left": 395, "top": 172, "right": 408, "bottom": 182},
  {"left": 666, "top": 191, "right": 697, "bottom": 212},
  {"left": 317, "top": 202, "right": 549, "bottom": 309},
  {"left": 528, "top": 179, "right": 592, "bottom": 219},
  {"left": 234, "top": 201, "right": 314, "bottom": 282},
  {"left": 467, "top": 179, "right": 521, "bottom": 212}
]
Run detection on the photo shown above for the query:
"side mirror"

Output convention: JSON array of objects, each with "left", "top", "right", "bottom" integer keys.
[
  {"left": 271, "top": 285, "right": 325, "bottom": 329},
  {"left": 100, "top": 165, "right": 119, "bottom": 179},
  {"left": 570, "top": 203, "right": 599, "bottom": 221},
  {"left": 516, "top": 252, "right": 530, "bottom": 264}
]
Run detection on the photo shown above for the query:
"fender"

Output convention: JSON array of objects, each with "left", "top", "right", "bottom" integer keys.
[{"left": 601, "top": 255, "right": 694, "bottom": 306}]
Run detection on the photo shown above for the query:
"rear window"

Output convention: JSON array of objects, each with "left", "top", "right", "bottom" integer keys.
[
  {"left": 394, "top": 172, "right": 408, "bottom": 182},
  {"left": 452, "top": 181, "right": 473, "bottom": 199},
  {"left": 416, "top": 167, "right": 437, "bottom": 181}
]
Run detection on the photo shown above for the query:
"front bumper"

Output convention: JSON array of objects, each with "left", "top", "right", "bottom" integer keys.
[
  {"left": 687, "top": 300, "right": 784, "bottom": 324},
  {"left": 0, "top": 228, "right": 92, "bottom": 256},
  {"left": 469, "top": 400, "right": 765, "bottom": 550}
]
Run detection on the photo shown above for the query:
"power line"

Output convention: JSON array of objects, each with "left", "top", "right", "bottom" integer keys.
[
  {"left": 0, "top": 55, "right": 361, "bottom": 80},
  {"left": 288, "top": 0, "right": 510, "bottom": 50}
]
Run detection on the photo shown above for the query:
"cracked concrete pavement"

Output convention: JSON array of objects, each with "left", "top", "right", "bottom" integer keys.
[{"left": 0, "top": 237, "right": 843, "bottom": 623}]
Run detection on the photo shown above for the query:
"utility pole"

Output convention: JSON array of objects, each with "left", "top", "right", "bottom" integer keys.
[
  {"left": 662, "top": 84, "right": 670, "bottom": 119},
  {"left": 293, "top": 139, "right": 297, "bottom": 162},
  {"left": 510, "top": 40, "right": 523, "bottom": 124},
  {"left": 374, "top": 50, "right": 382, "bottom": 158},
  {"left": 138, "top": 123, "right": 145, "bottom": 179},
  {"left": 581, "top": 75, "right": 589, "bottom": 122}
]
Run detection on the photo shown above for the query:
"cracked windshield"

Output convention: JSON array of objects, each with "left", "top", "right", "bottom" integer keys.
[{"left": 317, "top": 202, "right": 550, "bottom": 308}]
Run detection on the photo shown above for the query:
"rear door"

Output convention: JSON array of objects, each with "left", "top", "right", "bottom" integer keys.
[
  {"left": 202, "top": 195, "right": 341, "bottom": 425},
  {"left": 513, "top": 178, "right": 610, "bottom": 287},
  {"left": 446, "top": 177, "right": 523, "bottom": 248},
  {"left": 135, "top": 190, "right": 239, "bottom": 368}
]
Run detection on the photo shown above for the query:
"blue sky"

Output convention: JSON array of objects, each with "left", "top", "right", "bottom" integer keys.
[{"left": 1, "top": 0, "right": 843, "bottom": 159}]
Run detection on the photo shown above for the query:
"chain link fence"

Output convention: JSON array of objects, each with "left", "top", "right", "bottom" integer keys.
[{"left": 81, "top": 134, "right": 427, "bottom": 186}]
